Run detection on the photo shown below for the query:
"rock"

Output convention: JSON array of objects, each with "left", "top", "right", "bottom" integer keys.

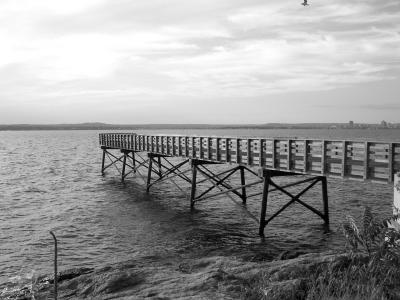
[{"left": 6, "top": 251, "right": 349, "bottom": 300}]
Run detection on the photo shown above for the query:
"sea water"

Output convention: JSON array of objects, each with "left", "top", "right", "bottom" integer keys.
[{"left": 0, "top": 129, "right": 396, "bottom": 292}]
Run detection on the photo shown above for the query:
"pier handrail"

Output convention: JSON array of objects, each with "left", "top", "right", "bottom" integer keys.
[{"left": 99, "top": 132, "right": 400, "bottom": 183}]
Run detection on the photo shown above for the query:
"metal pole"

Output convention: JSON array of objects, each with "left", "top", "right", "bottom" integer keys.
[
  {"left": 259, "top": 171, "right": 270, "bottom": 236},
  {"left": 240, "top": 166, "right": 247, "bottom": 204},
  {"left": 190, "top": 161, "right": 197, "bottom": 208},
  {"left": 157, "top": 156, "right": 162, "bottom": 178},
  {"left": 321, "top": 176, "right": 329, "bottom": 226},
  {"left": 121, "top": 151, "right": 127, "bottom": 182},
  {"left": 146, "top": 155, "right": 153, "bottom": 192},
  {"left": 49, "top": 231, "right": 58, "bottom": 300},
  {"left": 101, "top": 149, "right": 106, "bottom": 175},
  {"left": 132, "top": 152, "right": 136, "bottom": 173}
]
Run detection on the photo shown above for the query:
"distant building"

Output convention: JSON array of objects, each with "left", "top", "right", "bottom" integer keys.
[
  {"left": 381, "top": 120, "right": 388, "bottom": 128},
  {"left": 349, "top": 121, "right": 354, "bottom": 128}
]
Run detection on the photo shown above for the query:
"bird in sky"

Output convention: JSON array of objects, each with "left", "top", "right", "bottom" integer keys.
[{"left": 301, "top": 0, "right": 309, "bottom": 6}]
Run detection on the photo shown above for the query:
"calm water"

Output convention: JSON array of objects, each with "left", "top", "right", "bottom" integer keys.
[{"left": 0, "top": 129, "right": 397, "bottom": 291}]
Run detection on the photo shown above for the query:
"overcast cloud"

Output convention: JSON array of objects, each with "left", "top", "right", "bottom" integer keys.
[{"left": 0, "top": 0, "right": 399, "bottom": 123}]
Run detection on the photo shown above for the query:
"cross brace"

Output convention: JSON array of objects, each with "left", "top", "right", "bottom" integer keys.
[
  {"left": 258, "top": 169, "right": 329, "bottom": 236},
  {"left": 189, "top": 159, "right": 262, "bottom": 208},
  {"left": 146, "top": 153, "right": 191, "bottom": 192}
]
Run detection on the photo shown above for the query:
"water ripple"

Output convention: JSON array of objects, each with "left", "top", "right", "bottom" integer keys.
[{"left": 0, "top": 129, "right": 394, "bottom": 290}]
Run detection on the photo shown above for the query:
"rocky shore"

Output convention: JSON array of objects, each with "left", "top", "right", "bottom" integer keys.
[{"left": 4, "top": 251, "right": 349, "bottom": 300}]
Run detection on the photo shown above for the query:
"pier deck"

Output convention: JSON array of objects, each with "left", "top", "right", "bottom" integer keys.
[{"left": 99, "top": 133, "right": 400, "bottom": 235}]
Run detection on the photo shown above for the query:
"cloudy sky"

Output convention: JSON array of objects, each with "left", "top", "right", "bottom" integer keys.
[{"left": 0, "top": 0, "right": 399, "bottom": 124}]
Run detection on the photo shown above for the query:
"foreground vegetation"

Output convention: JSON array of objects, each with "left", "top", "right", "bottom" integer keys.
[
  {"left": 241, "top": 207, "right": 400, "bottom": 300},
  {"left": 4, "top": 207, "right": 400, "bottom": 299}
]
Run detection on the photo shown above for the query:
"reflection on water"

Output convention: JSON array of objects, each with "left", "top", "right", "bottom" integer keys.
[{"left": 0, "top": 129, "right": 394, "bottom": 290}]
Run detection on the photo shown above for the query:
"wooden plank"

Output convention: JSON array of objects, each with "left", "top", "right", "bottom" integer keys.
[
  {"left": 216, "top": 138, "right": 220, "bottom": 161},
  {"left": 363, "top": 142, "right": 369, "bottom": 180},
  {"left": 191, "top": 137, "right": 195, "bottom": 158},
  {"left": 321, "top": 140, "right": 326, "bottom": 175},
  {"left": 287, "top": 139, "right": 292, "bottom": 171},
  {"left": 272, "top": 139, "right": 276, "bottom": 169},
  {"left": 207, "top": 137, "right": 211, "bottom": 160},
  {"left": 247, "top": 139, "right": 251, "bottom": 165},
  {"left": 389, "top": 143, "right": 394, "bottom": 182},
  {"left": 99, "top": 133, "right": 399, "bottom": 184},
  {"left": 198, "top": 137, "right": 202, "bottom": 159},
  {"left": 341, "top": 141, "right": 347, "bottom": 177},
  {"left": 226, "top": 138, "right": 230, "bottom": 162},
  {"left": 236, "top": 139, "right": 240, "bottom": 164},
  {"left": 304, "top": 140, "right": 308, "bottom": 173}
]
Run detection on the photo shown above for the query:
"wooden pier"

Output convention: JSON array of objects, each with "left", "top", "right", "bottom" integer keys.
[{"left": 99, "top": 133, "right": 400, "bottom": 235}]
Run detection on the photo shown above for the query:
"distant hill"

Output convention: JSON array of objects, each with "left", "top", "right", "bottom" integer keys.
[{"left": 0, "top": 122, "right": 398, "bottom": 131}]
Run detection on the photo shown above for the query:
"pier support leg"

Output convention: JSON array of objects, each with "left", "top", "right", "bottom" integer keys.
[
  {"left": 240, "top": 166, "right": 247, "bottom": 204},
  {"left": 259, "top": 173, "right": 270, "bottom": 236},
  {"left": 157, "top": 157, "right": 162, "bottom": 178},
  {"left": 321, "top": 176, "right": 329, "bottom": 226},
  {"left": 101, "top": 148, "right": 106, "bottom": 175},
  {"left": 145, "top": 154, "right": 191, "bottom": 192},
  {"left": 132, "top": 152, "right": 136, "bottom": 173},
  {"left": 146, "top": 156, "right": 153, "bottom": 193},
  {"left": 258, "top": 169, "right": 330, "bottom": 236},
  {"left": 190, "top": 161, "right": 197, "bottom": 209},
  {"left": 121, "top": 151, "right": 127, "bottom": 182}
]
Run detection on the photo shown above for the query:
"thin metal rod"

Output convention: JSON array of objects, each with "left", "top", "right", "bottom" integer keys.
[
  {"left": 157, "top": 156, "right": 162, "bottom": 177},
  {"left": 49, "top": 231, "right": 58, "bottom": 300},
  {"left": 247, "top": 192, "right": 262, "bottom": 199},
  {"left": 132, "top": 151, "right": 136, "bottom": 173},
  {"left": 196, "top": 166, "right": 240, "bottom": 184},
  {"left": 265, "top": 199, "right": 296, "bottom": 225},
  {"left": 105, "top": 152, "right": 122, "bottom": 174},
  {"left": 190, "top": 163, "right": 197, "bottom": 208},
  {"left": 240, "top": 166, "right": 247, "bottom": 204},
  {"left": 162, "top": 157, "right": 192, "bottom": 183},
  {"left": 135, "top": 168, "right": 148, "bottom": 184},
  {"left": 148, "top": 168, "right": 192, "bottom": 188},
  {"left": 194, "top": 177, "right": 263, "bottom": 203},
  {"left": 150, "top": 159, "right": 191, "bottom": 185},
  {"left": 259, "top": 174, "right": 270, "bottom": 236},
  {"left": 199, "top": 165, "right": 244, "bottom": 199},
  {"left": 243, "top": 166, "right": 261, "bottom": 178},
  {"left": 121, "top": 152, "right": 127, "bottom": 182},
  {"left": 268, "top": 178, "right": 325, "bottom": 220},
  {"left": 295, "top": 198, "right": 325, "bottom": 219},
  {"left": 146, "top": 157, "right": 153, "bottom": 192},
  {"left": 321, "top": 176, "right": 329, "bottom": 225},
  {"left": 197, "top": 167, "right": 260, "bottom": 223},
  {"left": 246, "top": 176, "right": 321, "bottom": 199},
  {"left": 195, "top": 167, "right": 239, "bottom": 200},
  {"left": 135, "top": 156, "right": 158, "bottom": 174},
  {"left": 101, "top": 149, "right": 106, "bottom": 175}
]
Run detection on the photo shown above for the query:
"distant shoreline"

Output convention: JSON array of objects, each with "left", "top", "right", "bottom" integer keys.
[{"left": 0, "top": 122, "right": 399, "bottom": 131}]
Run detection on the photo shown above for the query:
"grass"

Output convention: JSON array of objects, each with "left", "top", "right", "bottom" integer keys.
[{"left": 239, "top": 207, "right": 400, "bottom": 300}]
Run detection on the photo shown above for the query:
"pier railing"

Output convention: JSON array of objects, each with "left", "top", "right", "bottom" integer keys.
[{"left": 99, "top": 133, "right": 400, "bottom": 183}]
